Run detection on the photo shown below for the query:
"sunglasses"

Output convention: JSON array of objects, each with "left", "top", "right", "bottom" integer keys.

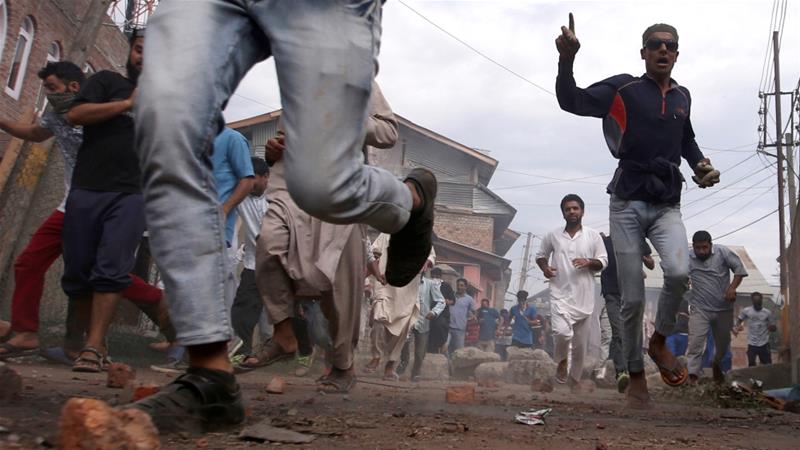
[{"left": 644, "top": 38, "right": 679, "bottom": 52}]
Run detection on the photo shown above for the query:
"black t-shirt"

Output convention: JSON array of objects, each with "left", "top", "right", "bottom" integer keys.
[{"left": 70, "top": 70, "right": 140, "bottom": 193}]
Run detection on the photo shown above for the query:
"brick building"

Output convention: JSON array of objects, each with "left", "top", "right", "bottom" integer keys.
[
  {"left": 229, "top": 110, "right": 519, "bottom": 308},
  {"left": 0, "top": 1, "right": 131, "bottom": 326}
]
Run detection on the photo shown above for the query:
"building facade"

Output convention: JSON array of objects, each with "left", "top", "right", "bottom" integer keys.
[
  {"left": 229, "top": 110, "right": 519, "bottom": 308},
  {"left": 0, "top": 0, "right": 131, "bottom": 326}
]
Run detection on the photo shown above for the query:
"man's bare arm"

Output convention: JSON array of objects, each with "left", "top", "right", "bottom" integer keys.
[
  {"left": 0, "top": 119, "right": 52, "bottom": 142},
  {"left": 222, "top": 178, "right": 255, "bottom": 216}
]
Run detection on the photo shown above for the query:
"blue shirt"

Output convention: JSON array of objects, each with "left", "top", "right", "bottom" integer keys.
[
  {"left": 477, "top": 307, "right": 500, "bottom": 341},
  {"left": 556, "top": 62, "right": 705, "bottom": 204},
  {"left": 510, "top": 304, "right": 537, "bottom": 345},
  {"left": 211, "top": 128, "right": 254, "bottom": 245}
]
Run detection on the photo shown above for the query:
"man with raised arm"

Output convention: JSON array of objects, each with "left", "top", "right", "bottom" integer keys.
[{"left": 554, "top": 14, "right": 720, "bottom": 407}]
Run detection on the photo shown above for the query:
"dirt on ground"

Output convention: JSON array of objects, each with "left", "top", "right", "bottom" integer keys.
[{"left": 1, "top": 357, "right": 799, "bottom": 449}]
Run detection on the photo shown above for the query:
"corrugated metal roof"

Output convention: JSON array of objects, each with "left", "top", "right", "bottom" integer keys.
[
  {"left": 436, "top": 182, "right": 473, "bottom": 209},
  {"left": 473, "top": 185, "right": 516, "bottom": 216}
]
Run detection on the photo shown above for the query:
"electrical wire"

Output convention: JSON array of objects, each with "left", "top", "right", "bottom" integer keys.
[
  {"left": 704, "top": 185, "right": 777, "bottom": 229},
  {"left": 396, "top": 0, "right": 555, "bottom": 97},
  {"left": 714, "top": 207, "right": 781, "bottom": 240}
]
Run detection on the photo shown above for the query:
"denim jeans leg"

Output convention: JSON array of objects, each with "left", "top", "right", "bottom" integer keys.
[
  {"left": 254, "top": 0, "right": 413, "bottom": 233},
  {"left": 609, "top": 197, "right": 647, "bottom": 374},
  {"left": 686, "top": 307, "right": 711, "bottom": 376},
  {"left": 603, "top": 293, "right": 626, "bottom": 374},
  {"left": 647, "top": 204, "right": 689, "bottom": 337},
  {"left": 135, "top": 0, "right": 269, "bottom": 346}
]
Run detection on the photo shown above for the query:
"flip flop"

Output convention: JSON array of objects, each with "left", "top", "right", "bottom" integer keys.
[
  {"left": 39, "top": 347, "right": 76, "bottom": 366},
  {"left": 318, "top": 375, "right": 356, "bottom": 394},
  {"left": 0, "top": 342, "right": 38, "bottom": 360},
  {"left": 647, "top": 348, "right": 688, "bottom": 387}
]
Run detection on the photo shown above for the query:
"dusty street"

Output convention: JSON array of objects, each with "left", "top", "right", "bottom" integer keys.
[{"left": 0, "top": 356, "right": 799, "bottom": 449}]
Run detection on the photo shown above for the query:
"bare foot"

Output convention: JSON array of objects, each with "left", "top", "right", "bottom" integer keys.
[
  {"left": 272, "top": 319, "right": 299, "bottom": 354},
  {"left": 556, "top": 359, "right": 568, "bottom": 383},
  {"left": 383, "top": 362, "right": 399, "bottom": 381},
  {"left": 647, "top": 332, "right": 687, "bottom": 386},
  {"left": 626, "top": 371, "right": 652, "bottom": 409},
  {"left": 0, "top": 320, "right": 10, "bottom": 339},
  {"left": 364, "top": 357, "right": 380, "bottom": 373},
  {"left": 0, "top": 331, "right": 39, "bottom": 355}
]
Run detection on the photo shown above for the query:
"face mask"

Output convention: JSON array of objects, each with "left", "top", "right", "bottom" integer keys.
[{"left": 46, "top": 92, "right": 77, "bottom": 115}]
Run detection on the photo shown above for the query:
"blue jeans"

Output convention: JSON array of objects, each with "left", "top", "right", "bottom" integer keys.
[
  {"left": 135, "top": 0, "right": 412, "bottom": 346},
  {"left": 666, "top": 333, "right": 688, "bottom": 357},
  {"left": 609, "top": 196, "right": 689, "bottom": 374}
]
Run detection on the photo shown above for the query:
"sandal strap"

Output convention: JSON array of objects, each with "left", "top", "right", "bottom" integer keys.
[{"left": 77, "top": 346, "right": 104, "bottom": 361}]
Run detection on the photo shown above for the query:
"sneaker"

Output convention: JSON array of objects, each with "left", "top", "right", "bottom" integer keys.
[
  {"left": 151, "top": 359, "right": 189, "bottom": 374},
  {"left": 227, "top": 337, "right": 243, "bottom": 360},
  {"left": 385, "top": 168, "right": 437, "bottom": 287},
  {"left": 128, "top": 369, "right": 244, "bottom": 434},
  {"left": 294, "top": 355, "right": 313, "bottom": 377},
  {"left": 616, "top": 372, "right": 630, "bottom": 394}
]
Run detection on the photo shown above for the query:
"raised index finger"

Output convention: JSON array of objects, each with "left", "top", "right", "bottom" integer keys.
[{"left": 568, "top": 13, "right": 575, "bottom": 34}]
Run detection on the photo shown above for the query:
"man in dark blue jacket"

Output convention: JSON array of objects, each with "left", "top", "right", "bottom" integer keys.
[{"left": 555, "top": 14, "right": 720, "bottom": 408}]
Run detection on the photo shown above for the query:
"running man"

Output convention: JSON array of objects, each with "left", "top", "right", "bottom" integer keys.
[{"left": 555, "top": 14, "right": 720, "bottom": 407}]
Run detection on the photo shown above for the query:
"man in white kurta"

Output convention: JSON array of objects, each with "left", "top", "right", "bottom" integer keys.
[
  {"left": 368, "top": 232, "right": 435, "bottom": 380},
  {"left": 536, "top": 194, "right": 607, "bottom": 389}
]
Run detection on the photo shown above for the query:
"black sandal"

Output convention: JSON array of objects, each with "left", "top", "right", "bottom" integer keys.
[{"left": 127, "top": 371, "right": 245, "bottom": 434}]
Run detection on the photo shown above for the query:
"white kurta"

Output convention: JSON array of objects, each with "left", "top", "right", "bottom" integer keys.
[
  {"left": 536, "top": 226, "right": 608, "bottom": 323},
  {"left": 370, "top": 233, "right": 435, "bottom": 336}
]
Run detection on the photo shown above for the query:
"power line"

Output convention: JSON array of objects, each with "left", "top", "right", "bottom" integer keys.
[
  {"left": 682, "top": 171, "right": 776, "bottom": 220},
  {"left": 396, "top": 0, "right": 555, "bottom": 97},
  {"left": 759, "top": 0, "right": 778, "bottom": 91},
  {"left": 493, "top": 169, "right": 610, "bottom": 190},
  {"left": 682, "top": 164, "right": 772, "bottom": 208},
  {"left": 714, "top": 207, "right": 781, "bottom": 240},
  {"left": 231, "top": 92, "right": 280, "bottom": 111},
  {"left": 705, "top": 185, "right": 777, "bottom": 229}
]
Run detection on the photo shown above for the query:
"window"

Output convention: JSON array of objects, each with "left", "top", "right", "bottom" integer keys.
[
  {"left": 0, "top": 1, "right": 7, "bottom": 63},
  {"left": 35, "top": 41, "right": 62, "bottom": 114},
  {"left": 5, "top": 16, "right": 35, "bottom": 100}
]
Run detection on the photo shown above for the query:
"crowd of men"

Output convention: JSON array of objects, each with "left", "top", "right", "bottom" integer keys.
[{"left": 0, "top": 3, "right": 782, "bottom": 443}]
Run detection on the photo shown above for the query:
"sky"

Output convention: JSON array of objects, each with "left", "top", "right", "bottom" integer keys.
[{"left": 219, "top": 0, "right": 800, "bottom": 299}]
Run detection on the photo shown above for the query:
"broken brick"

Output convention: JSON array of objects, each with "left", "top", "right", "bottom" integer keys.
[
  {"left": 106, "top": 363, "right": 136, "bottom": 389},
  {"left": 445, "top": 385, "right": 475, "bottom": 405},
  {"left": 132, "top": 384, "right": 160, "bottom": 402},
  {"left": 0, "top": 363, "right": 22, "bottom": 401},
  {"left": 266, "top": 376, "right": 285, "bottom": 394},
  {"left": 58, "top": 398, "right": 160, "bottom": 450}
]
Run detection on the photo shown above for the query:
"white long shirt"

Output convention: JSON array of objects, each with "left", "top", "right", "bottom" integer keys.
[
  {"left": 236, "top": 193, "right": 268, "bottom": 270},
  {"left": 536, "top": 225, "right": 607, "bottom": 321}
]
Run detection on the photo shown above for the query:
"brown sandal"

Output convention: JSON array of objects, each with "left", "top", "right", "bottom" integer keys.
[{"left": 72, "top": 347, "right": 106, "bottom": 373}]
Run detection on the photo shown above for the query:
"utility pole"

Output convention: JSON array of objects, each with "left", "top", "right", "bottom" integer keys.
[
  {"left": 787, "top": 132, "right": 797, "bottom": 226},
  {"left": 517, "top": 232, "right": 533, "bottom": 293},
  {"left": 772, "top": 31, "right": 790, "bottom": 361},
  {"left": 67, "top": 0, "right": 114, "bottom": 65}
]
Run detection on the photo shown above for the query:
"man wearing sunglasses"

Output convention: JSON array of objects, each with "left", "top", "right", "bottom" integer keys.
[{"left": 554, "top": 15, "right": 720, "bottom": 409}]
